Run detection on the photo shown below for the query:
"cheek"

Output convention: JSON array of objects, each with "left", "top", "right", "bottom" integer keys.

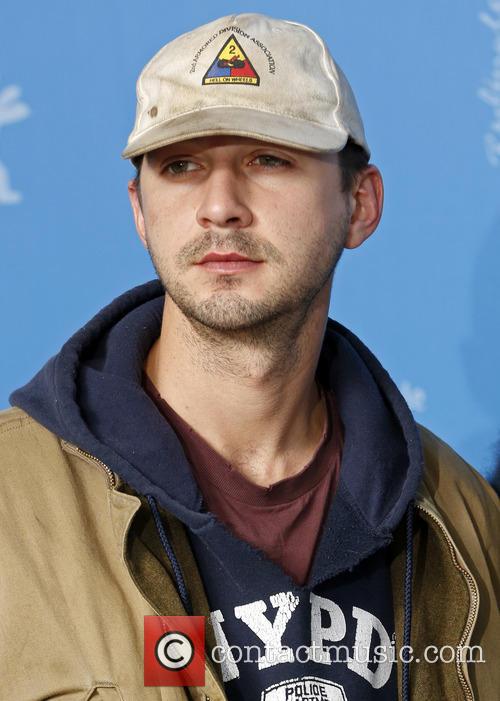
[
  {"left": 142, "top": 177, "right": 191, "bottom": 229},
  {"left": 143, "top": 197, "right": 171, "bottom": 231},
  {"left": 277, "top": 192, "right": 338, "bottom": 247},
  {"left": 142, "top": 198, "right": 190, "bottom": 251},
  {"left": 282, "top": 179, "right": 338, "bottom": 224}
]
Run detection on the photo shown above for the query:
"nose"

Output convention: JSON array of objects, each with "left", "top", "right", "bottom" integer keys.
[{"left": 196, "top": 167, "right": 253, "bottom": 230}]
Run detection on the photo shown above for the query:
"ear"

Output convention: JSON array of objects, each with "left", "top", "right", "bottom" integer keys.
[
  {"left": 128, "top": 178, "right": 148, "bottom": 250},
  {"left": 344, "top": 165, "right": 384, "bottom": 249}
]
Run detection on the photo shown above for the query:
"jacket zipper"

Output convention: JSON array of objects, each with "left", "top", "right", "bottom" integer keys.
[
  {"left": 64, "top": 442, "right": 223, "bottom": 701},
  {"left": 416, "top": 504, "right": 478, "bottom": 701},
  {"left": 68, "top": 444, "right": 117, "bottom": 489}
]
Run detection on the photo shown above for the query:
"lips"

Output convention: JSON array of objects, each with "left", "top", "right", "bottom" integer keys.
[
  {"left": 195, "top": 251, "right": 263, "bottom": 274},
  {"left": 198, "top": 252, "right": 258, "bottom": 264}
]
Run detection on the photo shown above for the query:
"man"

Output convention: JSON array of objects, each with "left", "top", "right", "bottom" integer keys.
[{"left": 0, "top": 13, "right": 497, "bottom": 701}]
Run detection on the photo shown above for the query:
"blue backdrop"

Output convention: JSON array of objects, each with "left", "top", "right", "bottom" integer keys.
[{"left": 1, "top": 1, "right": 499, "bottom": 485}]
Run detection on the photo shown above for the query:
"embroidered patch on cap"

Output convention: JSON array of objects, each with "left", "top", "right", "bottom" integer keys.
[{"left": 202, "top": 34, "right": 260, "bottom": 86}]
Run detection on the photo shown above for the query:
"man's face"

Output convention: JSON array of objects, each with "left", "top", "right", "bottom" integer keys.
[{"left": 130, "top": 135, "right": 351, "bottom": 332}]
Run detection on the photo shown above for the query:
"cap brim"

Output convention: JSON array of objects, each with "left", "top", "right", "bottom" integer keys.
[{"left": 121, "top": 105, "right": 352, "bottom": 159}]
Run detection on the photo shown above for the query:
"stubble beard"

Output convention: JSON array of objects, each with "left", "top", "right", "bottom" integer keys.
[{"left": 146, "top": 214, "right": 350, "bottom": 341}]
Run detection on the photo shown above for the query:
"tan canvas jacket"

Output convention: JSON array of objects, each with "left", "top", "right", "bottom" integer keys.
[{"left": 0, "top": 407, "right": 498, "bottom": 701}]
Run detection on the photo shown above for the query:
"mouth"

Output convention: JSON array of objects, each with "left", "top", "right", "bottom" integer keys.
[{"left": 195, "top": 251, "right": 264, "bottom": 274}]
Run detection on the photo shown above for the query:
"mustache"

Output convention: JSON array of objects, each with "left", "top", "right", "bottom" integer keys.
[{"left": 175, "top": 230, "right": 285, "bottom": 267}]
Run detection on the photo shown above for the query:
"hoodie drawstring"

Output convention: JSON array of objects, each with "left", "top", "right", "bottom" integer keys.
[
  {"left": 402, "top": 500, "right": 414, "bottom": 701},
  {"left": 146, "top": 494, "right": 193, "bottom": 616}
]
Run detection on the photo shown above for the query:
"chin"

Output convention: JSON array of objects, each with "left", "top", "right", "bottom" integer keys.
[{"left": 184, "top": 293, "right": 284, "bottom": 332}]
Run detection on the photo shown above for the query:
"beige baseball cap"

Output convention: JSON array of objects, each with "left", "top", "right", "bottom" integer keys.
[{"left": 122, "top": 13, "right": 370, "bottom": 159}]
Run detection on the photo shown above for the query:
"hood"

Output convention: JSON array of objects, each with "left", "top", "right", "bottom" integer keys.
[{"left": 10, "top": 278, "right": 423, "bottom": 575}]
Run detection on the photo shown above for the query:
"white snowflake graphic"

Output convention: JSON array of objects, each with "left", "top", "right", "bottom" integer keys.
[
  {"left": 478, "top": 1, "right": 500, "bottom": 167},
  {"left": 399, "top": 380, "right": 427, "bottom": 413},
  {"left": 0, "top": 84, "right": 30, "bottom": 205}
]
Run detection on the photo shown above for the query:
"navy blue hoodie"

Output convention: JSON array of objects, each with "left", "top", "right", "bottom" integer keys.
[{"left": 10, "top": 279, "right": 423, "bottom": 701}]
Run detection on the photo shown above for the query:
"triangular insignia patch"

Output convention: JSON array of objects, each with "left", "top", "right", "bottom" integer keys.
[{"left": 202, "top": 34, "right": 260, "bottom": 86}]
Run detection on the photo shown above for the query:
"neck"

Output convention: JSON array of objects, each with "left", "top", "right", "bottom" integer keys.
[{"left": 145, "top": 287, "right": 331, "bottom": 487}]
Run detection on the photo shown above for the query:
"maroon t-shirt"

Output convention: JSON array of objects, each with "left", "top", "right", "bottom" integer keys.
[{"left": 143, "top": 374, "right": 343, "bottom": 585}]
